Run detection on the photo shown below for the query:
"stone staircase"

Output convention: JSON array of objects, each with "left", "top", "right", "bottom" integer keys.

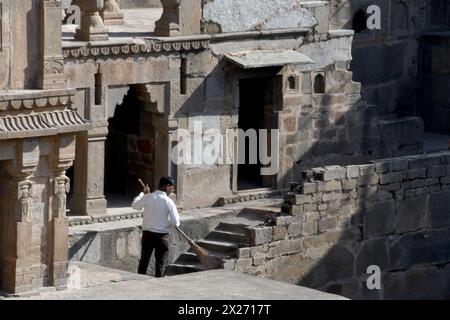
[{"left": 165, "top": 203, "right": 282, "bottom": 276}]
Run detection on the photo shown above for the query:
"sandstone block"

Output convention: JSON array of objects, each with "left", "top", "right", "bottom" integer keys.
[
  {"left": 251, "top": 227, "right": 273, "bottom": 246},
  {"left": 364, "top": 200, "right": 395, "bottom": 237}
]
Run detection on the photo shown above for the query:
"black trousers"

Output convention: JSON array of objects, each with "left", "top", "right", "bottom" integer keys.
[{"left": 138, "top": 230, "right": 170, "bottom": 277}]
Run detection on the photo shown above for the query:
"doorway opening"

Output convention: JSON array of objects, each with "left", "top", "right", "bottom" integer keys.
[
  {"left": 238, "top": 77, "right": 277, "bottom": 191},
  {"left": 105, "top": 86, "right": 157, "bottom": 208}
]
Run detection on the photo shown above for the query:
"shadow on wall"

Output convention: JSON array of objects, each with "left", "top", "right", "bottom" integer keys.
[
  {"left": 330, "top": 0, "right": 450, "bottom": 118},
  {"left": 172, "top": 53, "right": 423, "bottom": 198},
  {"left": 285, "top": 154, "right": 450, "bottom": 300}
]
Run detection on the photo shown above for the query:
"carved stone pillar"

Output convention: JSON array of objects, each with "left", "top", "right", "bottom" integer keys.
[
  {"left": 75, "top": 0, "right": 109, "bottom": 41},
  {"left": 154, "top": 0, "right": 202, "bottom": 37},
  {"left": 48, "top": 134, "right": 76, "bottom": 288},
  {"left": 101, "top": 0, "right": 124, "bottom": 26},
  {"left": 71, "top": 129, "right": 108, "bottom": 216},
  {"left": 1, "top": 145, "right": 38, "bottom": 294},
  {"left": 40, "top": 0, "right": 66, "bottom": 89},
  {"left": 154, "top": 0, "right": 180, "bottom": 36}
]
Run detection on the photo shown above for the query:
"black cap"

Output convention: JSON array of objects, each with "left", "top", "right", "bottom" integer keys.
[{"left": 159, "top": 176, "right": 175, "bottom": 187}]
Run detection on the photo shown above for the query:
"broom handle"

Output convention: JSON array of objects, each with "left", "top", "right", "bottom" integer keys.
[
  {"left": 176, "top": 226, "right": 195, "bottom": 246},
  {"left": 138, "top": 179, "right": 146, "bottom": 189}
]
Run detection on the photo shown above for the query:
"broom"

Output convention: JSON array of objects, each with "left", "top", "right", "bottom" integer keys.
[
  {"left": 175, "top": 226, "right": 222, "bottom": 270},
  {"left": 137, "top": 179, "right": 222, "bottom": 270}
]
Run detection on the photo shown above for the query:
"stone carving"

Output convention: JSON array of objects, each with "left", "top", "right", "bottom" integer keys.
[
  {"left": 75, "top": 0, "right": 109, "bottom": 41},
  {"left": 62, "top": 40, "right": 210, "bottom": 58},
  {"left": 155, "top": 0, "right": 180, "bottom": 36},
  {"left": 101, "top": 0, "right": 124, "bottom": 26},
  {"left": 44, "top": 59, "right": 64, "bottom": 75},
  {"left": 17, "top": 180, "right": 33, "bottom": 223},
  {"left": 0, "top": 110, "right": 90, "bottom": 139},
  {"left": 55, "top": 175, "right": 70, "bottom": 218}
]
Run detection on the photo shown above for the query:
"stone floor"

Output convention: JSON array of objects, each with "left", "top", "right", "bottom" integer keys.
[
  {"left": 5, "top": 262, "right": 346, "bottom": 300},
  {"left": 62, "top": 8, "right": 163, "bottom": 44}
]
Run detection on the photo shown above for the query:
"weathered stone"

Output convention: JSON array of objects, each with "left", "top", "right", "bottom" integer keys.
[
  {"left": 359, "top": 164, "right": 376, "bottom": 176},
  {"left": 318, "top": 216, "right": 338, "bottom": 233},
  {"left": 318, "top": 180, "right": 341, "bottom": 192},
  {"left": 380, "top": 172, "right": 403, "bottom": 185},
  {"left": 288, "top": 222, "right": 303, "bottom": 237},
  {"left": 428, "top": 165, "right": 447, "bottom": 178},
  {"left": 250, "top": 246, "right": 265, "bottom": 257},
  {"left": 347, "top": 166, "right": 360, "bottom": 179},
  {"left": 237, "top": 248, "right": 251, "bottom": 258},
  {"left": 342, "top": 179, "right": 357, "bottom": 191},
  {"left": 406, "top": 168, "right": 427, "bottom": 180},
  {"left": 395, "top": 195, "right": 429, "bottom": 233},
  {"left": 358, "top": 174, "right": 379, "bottom": 186},
  {"left": 389, "top": 231, "right": 436, "bottom": 270},
  {"left": 253, "top": 256, "right": 265, "bottom": 266},
  {"left": 116, "top": 236, "right": 127, "bottom": 260},
  {"left": 251, "top": 227, "right": 274, "bottom": 246},
  {"left": 363, "top": 200, "right": 395, "bottom": 237},
  {"left": 273, "top": 226, "right": 288, "bottom": 241},
  {"left": 408, "top": 155, "right": 441, "bottom": 169},
  {"left": 288, "top": 239, "right": 302, "bottom": 253},
  {"left": 430, "top": 191, "right": 450, "bottom": 228},
  {"left": 302, "top": 245, "right": 354, "bottom": 288},
  {"left": 322, "top": 193, "right": 342, "bottom": 202},
  {"left": 301, "top": 182, "right": 318, "bottom": 194},
  {"left": 375, "top": 161, "right": 390, "bottom": 174},
  {"left": 303, "top": 221, "right": 318, "bottom": 236},
  {"left": 295, "top": 194, "right": 313, "bottom": 204},
  {"left": 355, "top": 238, "right": 389, "bottom": 276},
  {"left": 234, "top": 258, "right": 253, "bottom": 272},
  {"left": 276, "top": 215, "right": 293, "bottom": 226},
  {"left": 267, "top": 240, "right": 290, "bottom": 258},
  {"left": 323, "top": 166, "right": 347, "bottom": 181},
  {"left": 383, "top": 267, "right": 447, "bottom": 300}
]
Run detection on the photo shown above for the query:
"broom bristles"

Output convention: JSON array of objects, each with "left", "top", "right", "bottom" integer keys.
[
  {"left": 176, "top": 226, "right": 223, "bottom": 270},
  {"left": 191, "top": 243, "right": 222, "bottom": 270}
]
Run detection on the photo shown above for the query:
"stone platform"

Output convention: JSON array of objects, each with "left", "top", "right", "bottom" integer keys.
[{"left": 5, "top": 262, "right": 346, "bottom": 300}]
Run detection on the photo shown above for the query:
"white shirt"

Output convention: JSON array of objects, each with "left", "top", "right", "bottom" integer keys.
[{"left": 132, "top": 190, "right": 181, "bottom": 234}]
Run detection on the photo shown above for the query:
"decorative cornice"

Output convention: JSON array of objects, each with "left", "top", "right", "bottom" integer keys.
[
  {"left": 0, "top": 110, "right": 91, "bottom": 139},
  {"left": 62, "top": 39, "right": 210, "bottom": 59},
  {"left": 0, "top": 89, "right": 76, "bottom": 111}
]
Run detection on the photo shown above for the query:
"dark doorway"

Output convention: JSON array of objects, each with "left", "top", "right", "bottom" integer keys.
[
  {"left": 105, "top": 86, "right": 156, "bottom": 207},
  {"left": 238, "top": 77, "right": 275, "bottom": 191}
]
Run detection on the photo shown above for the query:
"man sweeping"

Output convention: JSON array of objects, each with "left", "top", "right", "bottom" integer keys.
[{"left": 132, "top": 176, "right": 180, "bottom": 277}]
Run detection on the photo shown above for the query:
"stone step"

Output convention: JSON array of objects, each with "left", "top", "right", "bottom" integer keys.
[
  {"left": 174, "top": 252, "right": 200, "bottom": 264},
  {"left": 177, "top": 251, "right": 232, "bottom": 264},
  {"left": 217, "top": 189, "right": 285, "bottom": 206},
  {"left": 196, "top": 239, "right": 240, "bottom": 254},
  {"left": 165, "top": 263, "right": 204, "bottom": 276},
  {"left": 206, "top": 230, "right": 245, "bottom": 243},
  {"left": 216, "top": 222, "right": 249, "bottom": 234}
]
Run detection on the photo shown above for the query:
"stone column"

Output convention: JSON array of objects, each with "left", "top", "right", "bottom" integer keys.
[
  {"left": 40, "top": 0, "right": 66, "bottom": 89},
  {"left": 75, "top": 0, "right": 109, "bottom": 41},
  {"left": 154, "top": 0, "right": 180, "bottom": 36},
  {"left": 71, "top": 129, "right": 108, "bottom": 216},
  {"left": 48, "top": 134, "right": 76, "bottom": 288},
  {"left": 154, "top": 0, "right": 202, "bottom": 36},
  {"left": 101, "top": 0, "right": 124, "bottom": 26},
  {"left": 1, "top": 141, "right": 38, "bottom": 294}
]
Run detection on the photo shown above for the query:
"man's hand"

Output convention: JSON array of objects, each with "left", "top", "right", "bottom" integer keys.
[{"left": 144, "top": 184, "right": 151, "bottom": 194}]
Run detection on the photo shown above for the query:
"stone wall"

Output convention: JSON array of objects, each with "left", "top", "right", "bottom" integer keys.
[
  {"left": 419, "top": 33, "right": 450, "bottom": 133},
  {"left": 329, "top": 0, "right": 450, "bottom": 116},
  {"left": 227, "top": 151, "right": 450, "bottom": 299},
  {"left": 0, "top": 0, "right": 41, "bottom": 90},
  {"left": 68, "top": 208, "right": 239, "bottom": 275}
]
